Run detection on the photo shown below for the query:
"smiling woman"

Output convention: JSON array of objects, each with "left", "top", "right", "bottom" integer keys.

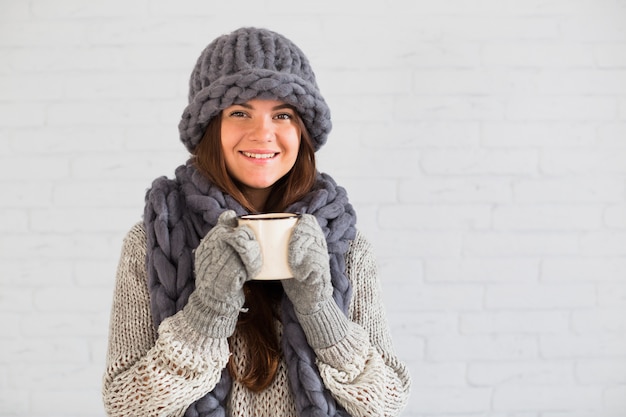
[
  {"left": 193, "top": 99, "right": 317, "bottom": 213},
  {"left": 101, "top": 26, "right": 411, "bottom": 417},
  {"left": 219, "top": 100, "right": 302, "bottom": 210}
]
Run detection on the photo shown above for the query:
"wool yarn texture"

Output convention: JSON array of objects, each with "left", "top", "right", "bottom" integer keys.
[
  {"left": 178, "top": 27, "right": 332, "bottom": 153},
  {"left": 144, "top": 161, "right": 357, "bottom": 417}
]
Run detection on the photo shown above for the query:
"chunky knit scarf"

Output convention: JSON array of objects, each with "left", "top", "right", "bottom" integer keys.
[{"left": 144, "top": 161, "right": 357, "bottom": 417}]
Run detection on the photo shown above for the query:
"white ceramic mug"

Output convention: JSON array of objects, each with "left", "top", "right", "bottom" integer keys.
[{"left": 237, "top": 213, "right": 300, "bottom": 280}]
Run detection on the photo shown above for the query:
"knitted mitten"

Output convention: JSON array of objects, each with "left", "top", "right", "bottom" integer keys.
[
  {"left": 282, "top": 214, "right": 350, "bottom": 348},
  {"left": 183, "top": 210, "right": 262, "bottom": 338}
]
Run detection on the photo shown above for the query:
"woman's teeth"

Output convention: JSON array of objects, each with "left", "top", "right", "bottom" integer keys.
[{"left": 242, "top": 152, "right": 276, "bottom": 159}]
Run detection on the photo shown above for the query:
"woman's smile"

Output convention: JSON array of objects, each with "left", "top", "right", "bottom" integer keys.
[{"left": 240, "top": 150, "right": 279, "bottom": 160}]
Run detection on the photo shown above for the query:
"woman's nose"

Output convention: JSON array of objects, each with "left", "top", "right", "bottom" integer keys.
[{"left": 249, "top": 117, "right": 274, "bottom": 141}]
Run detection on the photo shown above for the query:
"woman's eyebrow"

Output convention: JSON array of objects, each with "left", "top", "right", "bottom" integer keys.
[
  {"left": 272, "top": 103, "right": 296, "bottom": 111},
  {"left": 232, "top": 103, "right": 295, "bottom": 111}
]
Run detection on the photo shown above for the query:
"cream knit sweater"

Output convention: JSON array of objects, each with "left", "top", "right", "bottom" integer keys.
[{"left": 102, "top": 223, "right": 411, "bottom": 417}]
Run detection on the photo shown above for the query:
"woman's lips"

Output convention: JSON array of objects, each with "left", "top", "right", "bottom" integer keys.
[{"left": 240, "top": 151, "right": 278, "bottom": 159}]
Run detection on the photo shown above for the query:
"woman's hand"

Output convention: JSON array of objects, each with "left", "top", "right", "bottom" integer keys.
[
  {"left": 183, "top": 210, "right": 262, "bottom": 337},
  {"left": 281, "top": 214, "right": 333, "bottom": 315},
  {"left": 281, "top": 214, "right": 350, "bottom": 349}
]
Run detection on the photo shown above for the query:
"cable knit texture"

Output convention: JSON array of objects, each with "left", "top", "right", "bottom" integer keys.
[
  {"left": 103, "top": 223, "right": 411, "bottom": 417},
  {"left": 183, "top": 211, "right": 262, "bottom": 338},
  {"left": 179, "top": 27, "right": 331, "bottom": 153},
  {"left": 283, "top": 214, "right": 350, "bottom": 349},
  {"left": 143, "top": 161, "right": 358, "bottom": 417}
]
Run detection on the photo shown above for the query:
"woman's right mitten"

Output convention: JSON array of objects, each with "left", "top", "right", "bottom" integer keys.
[{"left": 183, "top": 210, "right": 262, "bottom": 338}]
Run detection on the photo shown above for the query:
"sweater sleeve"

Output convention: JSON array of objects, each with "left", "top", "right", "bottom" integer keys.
[
  {"left": 102, "top": 223, "right": 230, "bottom": 417},
  {"left": 314, "top": 230, "right": 411, "bottom": 417}
]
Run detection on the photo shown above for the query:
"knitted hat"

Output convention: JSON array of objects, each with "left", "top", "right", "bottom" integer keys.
[{"left": 179, "top": 27, "right": 332, "bottom": 153}]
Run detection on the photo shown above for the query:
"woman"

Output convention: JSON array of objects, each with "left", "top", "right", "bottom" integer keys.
[{"left": 102, "top": 27, "right": 411, "bottom": 417}]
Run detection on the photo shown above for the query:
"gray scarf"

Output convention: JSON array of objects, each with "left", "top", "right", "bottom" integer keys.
[{"left": 144, "top": 161, "right": 356, "bottom": 417}]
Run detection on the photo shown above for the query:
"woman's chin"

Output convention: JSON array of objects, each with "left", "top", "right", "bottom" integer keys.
[{"left": 242, "top": 177, "right": 282, "bottom": 191}]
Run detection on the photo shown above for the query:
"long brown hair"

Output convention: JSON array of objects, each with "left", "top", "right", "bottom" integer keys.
[{"left": 192, "top": 110, "right": 317, "bottom": 392}]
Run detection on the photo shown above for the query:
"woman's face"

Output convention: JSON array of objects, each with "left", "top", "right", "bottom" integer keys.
[{"left": 221, "top": 99, "right": 301, "bottom": 199}]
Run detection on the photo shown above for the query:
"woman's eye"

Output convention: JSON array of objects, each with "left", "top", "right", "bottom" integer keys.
[
  {"left": 229, "top": 111, "right": 247, "bottom": 118},
  {"left": 275, "top": 113, "right": 293, "bottom": 120}
]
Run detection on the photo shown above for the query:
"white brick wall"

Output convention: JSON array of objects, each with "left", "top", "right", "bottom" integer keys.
[{"left": 1, "top": 0, "right": 625, "bottom": 416}]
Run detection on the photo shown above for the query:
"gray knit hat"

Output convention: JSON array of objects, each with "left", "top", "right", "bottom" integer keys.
[{"left": 178, "top": 27, "right": 332, "bottom": 153}]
